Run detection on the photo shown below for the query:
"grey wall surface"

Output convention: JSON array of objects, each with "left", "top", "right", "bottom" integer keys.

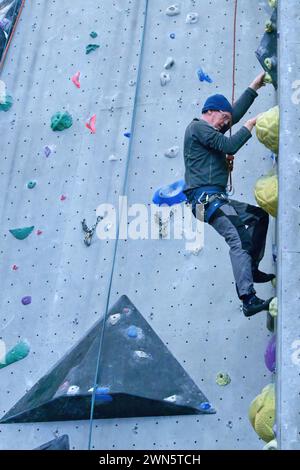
[{"left": 0, "top": 0, "right": 276, "bottom": 450}]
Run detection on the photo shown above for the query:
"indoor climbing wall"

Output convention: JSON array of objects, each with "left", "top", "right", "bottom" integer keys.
[{"left": 0, "top": 0, "right": 277, "bottom": 450}]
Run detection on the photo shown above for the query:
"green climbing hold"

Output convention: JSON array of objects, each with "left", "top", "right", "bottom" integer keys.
[
  {"left": 51, "top": 111, "right": 73, "bottom": 131},
  {"left": 86, "top": 44, "right": 100, "bottom": 54},
  {"left": 27, "top": 181, "right": 36, "bottom": 189},
  {"left": 216, "top": 372, "right": 231, "bottom": 386},
  {"left": 263, "top": 72, "right": 273, "bottom": 84},
  {"left": 0, "top": 94, "right": 13, "bottom": 112},
  {"left": 9, "top": 226, "right": 35, "bottom": 240},
  {"left": 0, "top": 340, "right": 30, "bottom": 369},
  {"left": 90, "top": 31, "right": 98, "bottom": 38}
]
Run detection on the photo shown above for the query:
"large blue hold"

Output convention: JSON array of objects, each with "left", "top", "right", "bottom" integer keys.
[{"left": 152, "top": 180, "right": 187, "bottom": 206}]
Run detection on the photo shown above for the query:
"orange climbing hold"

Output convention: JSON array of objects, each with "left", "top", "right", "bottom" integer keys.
[
  {"left": 71, "top": 71, "right": 81, "bottom": 89},
  {"left": 86, "top": 114, "right": 96, "bottom": 134}
]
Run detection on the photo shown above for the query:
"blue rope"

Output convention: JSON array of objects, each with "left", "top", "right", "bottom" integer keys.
[{"left": 87, "top": 0, "right": 149, "bottom": 449}]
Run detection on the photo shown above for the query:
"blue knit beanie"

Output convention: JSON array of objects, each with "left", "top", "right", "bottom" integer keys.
[{"left": 202, "top": 94, "right": 233, "bottom": 114}]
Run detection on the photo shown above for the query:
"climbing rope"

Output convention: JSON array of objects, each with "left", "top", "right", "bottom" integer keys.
[
  {"left": 226, "top": 0, "right": 238, "bottom": 195},
  {"left": 87, "top": 0, "right": 149, "bottom": 450}
]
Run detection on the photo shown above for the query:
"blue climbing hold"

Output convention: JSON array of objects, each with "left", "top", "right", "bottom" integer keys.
[
  {"left": 27, "top": 181, "right": 36, "bottom": 189},
  {"left": 199, "top": 401, "right": 212, "bottom": 411},
  {"left": 197, "top": 68, "right": 213, "bottom": 83},
  {"left": 170, "top": 33, "right": 176, "bottom": 39},
  {"left": 94, "top": 387, "right": 113, "bottom": 403},
  {"left": 9, "top": 226, "right": 35, "bottom": 240},
  {"left": 153, "top": 180, "right": 187, "bottom": 206},
  {"left": 124, "top": 132, "right": 131, "bottom": 138},
  {"left": 127, "top": 325, "right": 138, "bottom": 338}
]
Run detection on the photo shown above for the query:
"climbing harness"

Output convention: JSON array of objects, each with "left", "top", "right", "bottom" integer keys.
[{"left": 196, "top": 190, "right": 228, "bottom": 223}]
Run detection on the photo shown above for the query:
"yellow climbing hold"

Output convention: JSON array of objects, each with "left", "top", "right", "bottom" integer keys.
[
  {"left": 263, "top": 72, "right": 273, "bottom": 85},
  {"left": 249, "top": 384, "right": 275, "bottom": 443},
  {"left": 268, "top": 0, "right": 277, "bottom": 8},
  {"left": 269, "top": 297, "right": 278, "bottom": 318},
  {"left": 256, "top": 106, "right": 279, "bottom": 154},
  {"left": 254, "top": 174, "right": 278, "bottom": 217},
  {"left": 216, "top": 372, "right": 231, "bottom": 386}
]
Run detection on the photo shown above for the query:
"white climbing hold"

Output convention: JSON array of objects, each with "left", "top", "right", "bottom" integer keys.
[
  {"left": 128, "top": 79, "right": 136, "bottom": 87},
  {"left": 186, "top": 12, "right": 199, "bottom": 24},
  {"left": 164, "top": 146, "right": 179, "bottom": 158},
  {"left": 108, "top": 154, "right": 118, "bottom": 161},
  {"left": 269, "top": 297, "right": 278, "bottom": 317},
  {"left": 134, "top": 350, "right": 151, "bottom": 359},
  {"left": 164, "top": 57, "right": 175, "bottom": 69},
  {"left": 263, "top": 439, "right": 277, "bottom": 450},
  {"left": 164, "top": 394, "right": 179, "bottom": 403},
  {"left": 160, "top": 72, "right": 171, "bottom": 86},
  {"left": 0, "top": 80, "right": 6, "bottom": 104},
  {"left": 166, "top": 4, "right": 180, "bottom": 16},
  {"left": 67, "top": 385, "right": 80, "bottom": 396},
  {"left": 107, "top": 313, "right": 121, "bottom": 325}
]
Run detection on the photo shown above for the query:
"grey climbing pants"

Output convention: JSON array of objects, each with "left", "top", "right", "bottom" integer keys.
[{"left": 190, "top": 195, "right": 269, "bottom": 298}]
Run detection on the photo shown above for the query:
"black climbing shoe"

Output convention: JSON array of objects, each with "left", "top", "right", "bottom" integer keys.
[
  {"left": 253, "top": 269, "right": 276, "bottom": 284},
  {"left": 242, "top": 294, "right": 273, "bottom": 317}
]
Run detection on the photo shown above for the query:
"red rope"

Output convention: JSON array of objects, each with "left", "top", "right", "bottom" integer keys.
[{"left": 227, "top": 0, "right": 238, "bottom": 193}]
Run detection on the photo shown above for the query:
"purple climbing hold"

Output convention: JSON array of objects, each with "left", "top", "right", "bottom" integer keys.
[
  {"left": 265, "top": 335, "right": 276, "bottom": 372},
  {"left": 197, "top": 68, "right": 213, "bottom": 83},
  {"left": 124, "top": 132, "right": 131, "bottom": 138},
  {"left": 21, "top": 296, "right": 32, "bottom": 306}
]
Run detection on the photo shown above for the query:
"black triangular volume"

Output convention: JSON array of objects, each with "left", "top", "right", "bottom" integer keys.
[
  {"left": 1, "top": 295, "right": 214, "bottom": 423},
  {"left": 255, "top": 8, "right": 277, "bottom": 89},
  {"left": 34, "top": 435, "right": 70, "bottom": 450}
]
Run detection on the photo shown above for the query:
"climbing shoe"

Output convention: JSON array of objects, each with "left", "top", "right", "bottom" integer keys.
[
  {"left": 253, "top": 269, "right": 276, "bottom": 283},
  {"left": 242, "top": 294, "right": 273, "bottom": 317}
]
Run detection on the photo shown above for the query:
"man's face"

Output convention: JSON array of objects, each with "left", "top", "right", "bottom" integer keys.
[{"left": 209, "top": 110, "right": 232, "bottom": 130}]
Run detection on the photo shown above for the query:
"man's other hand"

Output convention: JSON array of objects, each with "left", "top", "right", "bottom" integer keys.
[{"left": 249, "top": 72, "right": 266, "bottom": 91}]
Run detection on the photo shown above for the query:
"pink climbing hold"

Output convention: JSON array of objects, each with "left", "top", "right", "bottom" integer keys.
[
  {"left": 60, "top": 195, "right": 67, "bottom": 201},
  {"left": 71, "top": 71, "right": 81, "bottom": 88},
  {"left": 36, "top": 230, "right": 43, "bottom": 236},
  {"left": 12, "top": 264, "right": 18, "bottom": 271},
  {"left": 86, "top": 114, "right": 96, "bottom": 134}
]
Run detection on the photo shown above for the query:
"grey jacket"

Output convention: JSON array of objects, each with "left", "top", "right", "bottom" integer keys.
[{"left": 183, "top": 87, "right": 258, "bottom": 192}]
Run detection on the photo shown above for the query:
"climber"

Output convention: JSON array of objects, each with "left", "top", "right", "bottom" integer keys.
[{"left": 183, "top": 71, "right": 275, "bottom": 317}]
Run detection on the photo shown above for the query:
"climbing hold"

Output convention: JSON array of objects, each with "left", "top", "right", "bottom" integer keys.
[
  {"left": 165, "top": 5, "right": 180, "bottom": 16},
  {"left": 263, "top": 439, "right": 277, "bottom": 450},
  {"left": 186, "top": 12, "right": 199, "bottom": 24},
  {"left": 0, "top": 340, "right": 30, "bottom": 370},
  {"left": 66, "top": 385, "right": 80, "bottom": 396},
  {"left": 127, "top": 325, "right": 138, "bottom": 338},
  {"left": 86, "top": 114, "right": 96, "bottom": 134},
  {"left": 0, "top": 18, "right": 11, "bottom": 33},
  {"left": 51, "top": 112, "right": 73, "bottom": 131},
  {"left": 164, "top": 395, "right": 178, "bottom": 403},
  {"left": 108, "top": 154, "right": 118, "bottom": 161},
  {"left": 164, "top": 145, "right": 179, "bottom": 158},
  {"left": 107, "top": 313, "right": 121, "bottom": 325},
  {"left": 124, "top": 132, "right": 131, "bottom": 138},
  {"left": 0, "top": 94, "right": 13, "bottom": 112},
  {"left": 264, "top": 56, "right": 277, "bottom": 70},
  {"left": 90, "top": 31, "right": 98, "bottom": 38},
  {"left": 216, "top": 372, "right": 231, "bottom": 386},
  {"left": 249, "top": 384, "right": 275, "bottom": 443},
  {"left": 170, "top": 33, "right": 176, "bottom": 39},
  {"left": 90, "top": 387, "right": 113, "bottom": 403},
  {"left": 36, "top": 230, "right": 43, "bottom": 236},
  {"left": 44, "top": 144, "right": 56, "bottom": 157},
  {"left": 164, "top": 57, "right": 175, "bottom": 69},
  {"left": 122, "top": 307, "right": 132, "bottom": 315},
  {"left": 27, "top": 181, "right": 36, "bottom": 189},
  {"left": 133, "top": 350, "right": 151, "bottom": 359},
  {"left": 60, "top": 195, "right": 67, "bottom": 201},
  {"left": 0, "top": 80, "right": 6, "bottom": 103},
  {"left": 128, "top": 79, "right": 136, "bottom": 86},
  {"left": 271, "top": 277, "right": 276, "bottom": 288},
  {"left": 21, "top": 296, "right": 32, "bottom": 306},
  {"left": 153, "top": 180, "right": 187, "bottom": 207},
  {"left": 71, "top": 71, "right": 81, "bottom": 88},
  {"left": 197, "top": 68, "right": 213, "bottom": 83},
  {"left": 265, "top": 335, "right": 276, "bottom": 373},
  {"left": 86, "top": 44, "right": 100, "bottom": 54},
  {"left": 160, "top": 72, "right": 171, "bottom": 86},
  {"left": 254, "top": 174, "right": 278, "bottom": 217},
  {"left": 268, "top": 0, "right": 277, "bottom": 7},
  {"left": 9, "top": 226, "right": 34, "bottom": 240},
  {"left": 263, "top": 72, "right": 273, "bottom": 84},
  {"left": 265, "top": 20, "right": 274, "bottom": 33},
  {"left": 269, "top": 297, "right": 278, "bottom": 318},
  {"left": 12, "top": 265, "right": 18, "bottom": 271},
  {"left": 199, "top": 402, "right": 212, "bottom": 411}
]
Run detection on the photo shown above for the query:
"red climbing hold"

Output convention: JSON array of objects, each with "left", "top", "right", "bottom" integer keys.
[
  {"left": 60, "top": 195, "right": 67, "bottom": 201},
  {"left": 71, "top": 71, "right": 81, "bottom": 89},
  {"left": 86, "top": 114, "right": 96, "bottom": 134},
  {"left": 12, "top": 264, "right": 18, "bottom": 271},
  {"left": 36, "top": 230, "right": 43, "bottom": 236}
]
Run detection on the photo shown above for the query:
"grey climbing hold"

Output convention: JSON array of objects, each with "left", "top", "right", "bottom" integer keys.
[
  {"left": 128, "top": 79, "right": 136, "bottom": 86},
  {"left": 21, "top": 296, "right": 32, "bottom": 306},
  {"left": 86, "top": 44, "right": 100, "bottom": 54},
  {"left": 0, "top": 94, "right": 13, "bottom": 112},
  {"left": 51, "top": 112, "right": 73, "bottom": 131},
  {"left": 186, "top": 12, "right": 199, "bottom": 24},
  {"left": 9, "top": 226, "right": 35, "bottom": 240},
  {"left": 90, "top": 31, "right": 98, "bottom": 38},
  {"left": 0, "top": 340, "right": 30, "bottom": 370},
  {"left": 164, "top": 57, "right": 175, "bottom": 69},
  {"left": 27, "top": 181, "right": 36, "bottom": 189},
  {"left": 164, "top": 146, "right": 179, "bottom": 158},
  {"left": 108, "top": 154, "right": 118, "bottom": 161},
  {"left": 160, "top": 72, "right": 171, "bottom": 86},
  {"left": 166, "top": 5, "right": 180, "bottom": 16}
]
